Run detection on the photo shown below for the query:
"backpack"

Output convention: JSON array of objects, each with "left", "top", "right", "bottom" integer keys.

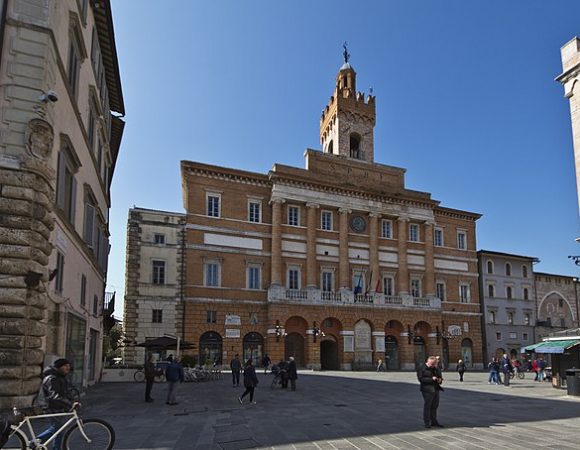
[{"left": 0, "top": 417, "right": 11, "bottom": 448}]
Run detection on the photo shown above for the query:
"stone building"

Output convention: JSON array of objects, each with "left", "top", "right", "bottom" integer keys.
[
  {"left": 180, "top": 58, "right": 484, "bottom": 371},
  {"left": 557, "top": 37, "right": 580, "bottom": 213},
  {"left": 477, "top": 251, "right": 537, "bottom": 362},
  {"left": 123, "top": 207, "right": 185, "bottom": 364},
  {"left": 534, "top": 272, "right": 580, "bottom": 341},
  {"left": 0, "top": 0, "right": 124, "bottom": 408}
]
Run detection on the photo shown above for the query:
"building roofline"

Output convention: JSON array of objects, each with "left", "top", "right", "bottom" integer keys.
[
  {"left": 477, "top": 249, "right": 538, "bottom": 261},
  {"left": 130, "top": 206, "right": 185, "bottom": 216},
  {"left": 534, "top": 271, "right": 577, "bottom": 280}
]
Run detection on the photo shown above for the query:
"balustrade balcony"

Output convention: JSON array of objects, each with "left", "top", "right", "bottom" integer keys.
[{"left": 268, "top": 285, "right": 441, "bottom": 309}]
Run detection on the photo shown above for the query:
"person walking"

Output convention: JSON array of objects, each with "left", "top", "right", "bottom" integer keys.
[
  {"left": 488, "top": 358, "right": 500, "bottom": 384},
  {"left": 230, "top": 354, "right": 242, "bottom": 387},
  {"left": 500, "top": 353, "right": 512, "bottom": 387},
  {"left": 287, "top": 356, "right": 298, "bottom": 391},
  {"left": 238, "top": 359, "right": 259, "bottom": 405},
  {"left": 144, "top": 354, "right": 161, "bottom": 402},
  {"left": 436, "top": 355, "right": 444, "bottom": 372},
  {"left": 537, "top": 357, "right": 547, "bottom": 382},
  {"left": 278, "top": 359, "right": 288, "bottom": 389},
  {"left": 532, "top": 358, "right": 539, "bottom": 381},
  {"left": 165, "top": 356, "right": 184, "bottom": 405},
  {"left": 456, "top": 360, "right": 466, "bottom": 382},
  {"left": 376, "top": 359, "right": 385, "bottom": 372},
  {"left": 36, "top": 358, "right": 80, "bottom": 450},
  {"left": 262, "top": 353, "right": 271, "bottom": 374},
  {"left": 417, "top": 356, "right": 444, "bottom": 429}
]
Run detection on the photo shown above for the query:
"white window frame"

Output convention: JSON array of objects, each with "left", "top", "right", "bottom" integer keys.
[
  {"left": 409, "top": 223, "right": 420, "bottom": 242},
  {"left": 457, "top": 230, "right": 467, "bottom": 250},
  {"left": 206, "top": 192, "right": 221, "bottom": 218},
  {"left": 459, "top": 283, "right": 470, "bottom": 303},
  {"left": 288, "top": 205, "right": 300, "bottom": 226},
  {"left": 287, "top": 266, "right": 301, "bottom": 290},
  {"left": 247, "top": 265, "right": 261, "bottom": 290},
  {"left": 436, "top": 281, "right": 446, "bottom": 301},
  {"left": 434, "top": 227, "right": 444, "bottom": 247},
  {"left": 506, "top": 285, "right": 513, "bottom": 299},
  {"left": 410, "top": 278, "right": 422, "bottom": 298},
  {"left": 507, "top": 311, "right": 515, "bottom": 325},
  {"left": 487, "top": 260, "right": 494, "bottom": 274},
  {"left": 523, "top": 288, "right": 529, "bottom": 300},
  {"left": 154, "top": 233, "right": 165, "bottom": 245},
  {"left": 524, "top": 313, "right": 530, "bottom": 326},
  {"left": 321, "top": 270, "right": 334, "bottom": 292},
  {"left": 248, "top": 200, "right": 262, "bottom": 223},
  {"left": 152, "top": 260, "right": 166, "bottom": 285},
  {"left": 489, "top": 310, "right": 496, "bottom": 324},
  {"left": 152, "top": 309, "right": 163, "bottom": 323},
  {"left": 381, "top": 219, "right": 393, "bottom": 239},
  {"left": 321, "top": 210, "right": 333, "bottom": 231},
  {"left": 383, "top": 275, "right": 395, "bottom": 296},
  {"left": 204, "top": 261, "right": 221, "bottom": 287},
  {"left": 509, "top": 332, "right": 517, "bottom": 339}
]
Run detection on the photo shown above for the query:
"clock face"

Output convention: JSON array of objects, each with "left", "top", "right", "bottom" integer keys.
[{"left": 350, "top": 215, "right": 366, "bottom": 233}]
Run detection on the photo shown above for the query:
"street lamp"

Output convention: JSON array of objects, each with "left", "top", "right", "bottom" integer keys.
[
  {"left": 312, "top": 321, "right": 325, "bottom": 342},
  {"left": 274, "top": 320, "right": 287, "bottom": 342},
  {"left": 435, "top": 325, "right": 461, "bottom": 345}
]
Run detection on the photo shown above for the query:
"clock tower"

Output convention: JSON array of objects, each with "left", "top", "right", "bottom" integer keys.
[{"left": 320, "top": 47, "right": 376, "bottom": 163}]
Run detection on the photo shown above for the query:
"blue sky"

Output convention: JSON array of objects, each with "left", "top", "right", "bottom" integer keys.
[{"left": 108, "top": 1, "right": 580, "bottom": 315}]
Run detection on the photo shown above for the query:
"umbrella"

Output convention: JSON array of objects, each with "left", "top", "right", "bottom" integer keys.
[{"left": 135, "top": 336, "right": 195, "bottom": 350}]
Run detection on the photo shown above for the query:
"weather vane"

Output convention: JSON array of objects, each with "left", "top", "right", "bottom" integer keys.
[{"left": 343, "top": 41, "right": 350, "bottom": 64}]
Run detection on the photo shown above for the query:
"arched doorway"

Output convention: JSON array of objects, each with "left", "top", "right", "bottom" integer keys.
[
  {"left": 385, "top": 335, "right": 399, "bottom": 370},
  {"left": 320, "top": 336, "right": 339, "bottom": 370},
  {"left": 243, "top": 332, "right": 264, "bottom": 366},
  {"left": 199, "top": 331, "right": 222, "bottom": 366},
  {"left": 285, "top": 332, "right": 305, "bottom": 366},
  {"left": 413, "top": 336, "right": 426, "bottom": 368},
  {"left": 461, "top": 338, "right": 473, "bottom": 367}
]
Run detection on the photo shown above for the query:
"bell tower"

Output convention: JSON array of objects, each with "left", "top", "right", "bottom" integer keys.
[{"left": 320, "top": 44, "right": 376, "bottom": 163}]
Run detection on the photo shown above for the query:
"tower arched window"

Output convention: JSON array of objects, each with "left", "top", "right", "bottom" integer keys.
[
  {"left": 350, "top": 133, "right": 361, "bottom": 159},
  {"left": 487, "top": 261, "right": 493, "bottom": 274},
  {"left": 327, "top": 140, "right": 333, "bottom": 154}
]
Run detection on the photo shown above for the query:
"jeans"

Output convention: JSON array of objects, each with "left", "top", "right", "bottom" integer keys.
[
  {"left": 421, "top": 390, "right": 440, "bottom": 425},
  {"left": 538, "top": 370, "right": 545, "bottom": 382},
  {"left": 166, "top": 381, "right": 179, "bottom": 404},
  {"left": 488, "top": 371, "right": 499, "bottom": 383},
  {"left": 37, "top": 417, "right": 65, "bottom": 450}
]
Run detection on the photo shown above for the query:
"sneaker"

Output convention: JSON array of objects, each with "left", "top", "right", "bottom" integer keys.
[
  {"left": 251, "top": 401, "right": 257, "bottom": 404},
  {"left": 238, "top": 397, "right": 243, "bottom": 405}
]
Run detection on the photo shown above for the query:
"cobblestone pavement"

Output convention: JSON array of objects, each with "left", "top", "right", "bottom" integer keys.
[{"left": 78, "top": 370, "right": 580, "bottom": 449}]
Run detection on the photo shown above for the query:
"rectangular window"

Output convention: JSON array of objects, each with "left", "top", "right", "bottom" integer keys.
[
  {"left": 249, "top": 201, "right": 261, "bottom": 223},
  {"left": 56, "top": 151, "right": 77, "bottom": 225},
  {"left": 205, "top": 263, "right": 219, "bottom": 287},
  {"left": 322, "top": 271, "right": 333, "bottom": 291},
  {"left": 460, "top": 284, "right": 470, "bottom": 303},
  {"left": 409, "top": 224, "right": 419, "bottom": 242},
  {"left": 507, "top": 312, "right": 514, "bottom": 325},
  {"left": 154, "top": 234, "right": 165, "bottom": 244},
  {"left": 248, "top": 266, "right": 261, "bottom": 290},
  {"left": 288, "top": 268, "right": 300, "bottom": 290},
  {"left": 523, "top": 288, "right": 529, "bottom": 300},
  {"left": 383, "top": 276, "right": 394, "bottom": 296},
  {"left": 509, "top": 332, "right": 517, "bottom": 339},
  {"left": 353, "top": 272, "right": 364, "bottom": 294},
  {"left": 55, "top": 251, "right": 65, "bottom": 294},
  {"left": 489, "top": 311, "right": 496, "bottom": 324},
  {"left": 523, "top": 333, "right": 528, "bottom": 341},
  {"left": 457, "top": 231, "right": 467, "bottom": 250},
  {"left": 93, "top": 295, "right": 99, "bottom": 316},
  {"left": 67, "top": 41, "right": 80, "bottom": 97},
  {"left": 410, "top": 278, "right": 421, "bottom": 297},
  {"left": 152, "top": 260, "right": 166, "bottom": 285},
  {"left": 152, "top": 309, "right": 163, "bottom": 323},
  {"left": 206, "top": 310, "right": 217, "bottom": 324},
  {"left": 496, "top": 332, "right": 502, "bottom": 341},
  {"left": 80, "top": 274, "right": 86, "bottom": 307},
  {"left": 83, "top": 202, "right": 95, "bottom": 248},
  {"left": 321, "top": 211, "right": 333, "bottom": 231},
  {"left": 288, "top": 206, "right": 299, "bottom": 226},
  {"left": 436, "top": 282, "right": 445, "bottom": 301},
  {"left": 381, "top": 219, "right": 393, "bottom": 239},
  {"left": 87, "top": 107, "right": 96, "bottom": 151},
  {"left": 434, "top": 228, "right": 443, "bottom": 247},
  {"left": 207, "top": 194, "right": 220, "bottom": 217}
]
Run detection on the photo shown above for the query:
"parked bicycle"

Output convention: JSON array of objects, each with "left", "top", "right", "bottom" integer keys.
[
  {"left": 509, "top": 367, "right": 525, "bottom": 380},
  {"left": 133, "top": 366, "right": 165, "bottom": 383},
  {"left": 3, "top": 405, "right": 114, "bottom": 449}
]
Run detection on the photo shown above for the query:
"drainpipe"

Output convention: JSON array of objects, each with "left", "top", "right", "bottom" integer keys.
[{"left": 0, "top": 0, "right": 9, "bottom": 66}]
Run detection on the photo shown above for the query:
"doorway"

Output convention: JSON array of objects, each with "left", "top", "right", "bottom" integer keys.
[
  {"left": 385, "top": 335, "right": 399, "bottom": 370},
  {"left": 285, "top": 332, "right": 305, "bottom": 366},
  {"left": 320, "top": 338, "right": 339, "bottom": 370}
]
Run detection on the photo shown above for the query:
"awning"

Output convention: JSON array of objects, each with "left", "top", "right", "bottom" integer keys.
[
  {"left": 526, "top": 339, "right": 580, "bottom": 354},
  {"left": 523, "top": 342, "right": 545, "bottom": 352},
  {"left": 135, "top": 336, "right": 195, "bottom": 350}
]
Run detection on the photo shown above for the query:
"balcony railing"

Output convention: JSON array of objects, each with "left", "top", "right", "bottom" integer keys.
[{"left": 268, "top": 286, "right": 440, "bottom": 309}]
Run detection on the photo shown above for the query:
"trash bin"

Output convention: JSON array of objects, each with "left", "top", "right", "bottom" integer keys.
[{"left": 565, "top": 368, "right": 580, "bottom": 396}]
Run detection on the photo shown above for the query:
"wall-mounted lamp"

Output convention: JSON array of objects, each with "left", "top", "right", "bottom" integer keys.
[{"left": 312, "top": 321, "right": 325, "bottom": 342}]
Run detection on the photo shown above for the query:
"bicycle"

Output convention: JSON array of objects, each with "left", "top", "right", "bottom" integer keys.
[
  {"left": 509, "top": 368, "right": 525, "bottom": 380},
  {"left": 4, "top": 406, "right": 115, "bottom": 449},
  {"left": 133, "top": 367, "right": 165, "bottom": 383}
]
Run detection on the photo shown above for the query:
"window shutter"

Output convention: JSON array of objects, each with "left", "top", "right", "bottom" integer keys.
[
  {"left": 101, "top": 235, "right": 109, "bottom": 272},
  {"left": 70, "top": 176, "right": 77, "bottom": 224},
  {"left": 57, "top": 152, "right": 66, "bottom": 209},
  {"left": 84, "top": 203, "right": 95, "bottom": 247}
]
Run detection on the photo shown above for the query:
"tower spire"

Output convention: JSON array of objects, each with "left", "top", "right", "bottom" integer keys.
[{"left": 343, "top": 41, "right": 350, "bottom": 64}]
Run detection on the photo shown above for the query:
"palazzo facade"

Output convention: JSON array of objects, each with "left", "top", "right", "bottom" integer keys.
[{"left": 181, "top": 60, "right": 484, "bottom": 370}]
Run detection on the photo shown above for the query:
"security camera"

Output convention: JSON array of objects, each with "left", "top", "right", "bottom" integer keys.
[{"left": 39, "top": 90, "right": 58, "bottom": 103}]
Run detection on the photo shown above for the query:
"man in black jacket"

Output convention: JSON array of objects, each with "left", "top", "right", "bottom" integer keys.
[
  {"left": 287, "top": 356, "right": 298, "bottom": 391},
  {"left": 37, "top": 358, "right": 79, "bottom": 449},
  {"left": 230, "top": 354, "right": 242, "bottom": 387},
  {"left": 417, "top": 355, "right": 444, "bottom": 429}
]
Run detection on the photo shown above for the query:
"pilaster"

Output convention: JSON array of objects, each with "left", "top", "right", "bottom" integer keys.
[
  {"left": 424, "top": 221, "right": 435, "bottom": 297},
  {"left": 397, "top": 217, "right": 409, "bottom": 295},
  {"left": 338, "top": 208, "right": 350, "bottom": 289},
  {"left": 306, "top": 203, "right": 319, "bottom": 288},
  {"left": 369, "top": 213, "right": 380, "bottom": 293},
  {"left": 270, "top": 198, "right": 284, "bottom": 286}
]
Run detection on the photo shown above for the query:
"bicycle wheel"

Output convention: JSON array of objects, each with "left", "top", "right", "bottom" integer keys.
[
  {"left": 3, "top": 428, "right": 26, "bottom": 450},
  {"left": 134, "top": 370, "right": 145, "bottom": 383},
  {"left": 518, "top": 371, "right": 525, "bottom": 380},
  {"left": 62, "top": 418, "right": 115, "bottom": 450}
]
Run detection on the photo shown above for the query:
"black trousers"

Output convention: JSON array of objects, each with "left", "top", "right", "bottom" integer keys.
[
  {"left": 232, "top": 370, "right": 240, "bottom": 386},
  {"left": 241, "top": 386, "right": 255, "bottom": 402},
  {"left": 458, "top": 371, "right": 464, "bottom": 382},
  {"left": 421, "top": 390, "right": 440, "bottom": 425},
  {"left": 145, "top": 378, "right": 154, "bottom": 400},
  {"left": 290, "top": 378, "right": 296, "bottom": 391}
]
